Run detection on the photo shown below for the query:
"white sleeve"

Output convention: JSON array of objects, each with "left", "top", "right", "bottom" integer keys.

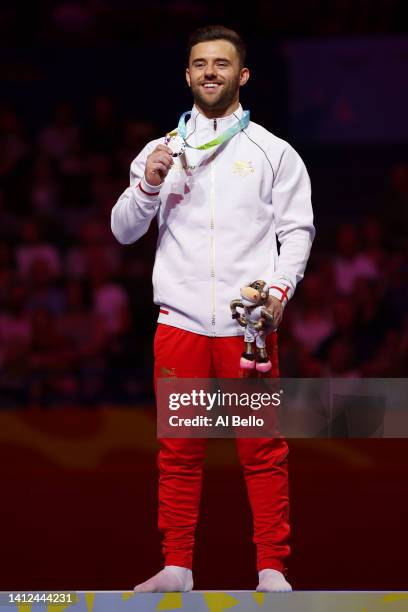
[
  {"left": 268, "top": 144, "right": 315, "bottom": 305},
  {"left": 111, "top": 142, "right": 163, "bottom": 245}
]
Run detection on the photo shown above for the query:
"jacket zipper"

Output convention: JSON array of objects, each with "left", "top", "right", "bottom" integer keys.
[{"left": 210, "top": 159, "right": 216, "bottom": 335}]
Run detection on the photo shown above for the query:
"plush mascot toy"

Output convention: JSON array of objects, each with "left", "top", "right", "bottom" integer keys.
[{"left": 230, "top": 280, "right": 275, "bottom": 372}]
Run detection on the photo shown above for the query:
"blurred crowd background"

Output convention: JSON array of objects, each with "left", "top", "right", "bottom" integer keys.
[
  {"left": 1, "top": 1, "right": 407, "bottom": 43},
  {"left": 0, "top": 1, "right": 407, "bottom": 408}
]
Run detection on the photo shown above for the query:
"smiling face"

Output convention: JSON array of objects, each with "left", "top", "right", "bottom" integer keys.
[{"left": 186, "top": 39, "right": 249, "bottom": 118}]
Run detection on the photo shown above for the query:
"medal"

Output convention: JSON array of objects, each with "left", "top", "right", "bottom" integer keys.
[{"left": 165, "top": 134, "right": 186, "bottom": 157}]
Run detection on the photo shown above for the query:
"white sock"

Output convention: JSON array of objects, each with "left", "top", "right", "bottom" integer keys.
[
  {"left": 133, "top": 566, "right": 193, "bottom": 593},
  {"left": 257, "top": 568, "right": 292, "bottom": 592}
]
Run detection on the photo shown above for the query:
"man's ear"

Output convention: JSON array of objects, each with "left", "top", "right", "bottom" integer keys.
[
  {"left": 239, "top": 67, "right": 250, "bottom": 87},
  {"left": 185, "top": 68, "right": 191, "bottom": 88}
]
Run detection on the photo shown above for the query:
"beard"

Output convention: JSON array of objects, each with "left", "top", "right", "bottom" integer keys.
[{"left": 191, "top": 73, "right": 241, "bottom": 114}]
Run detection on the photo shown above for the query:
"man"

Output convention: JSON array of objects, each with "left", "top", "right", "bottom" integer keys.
[{"left": 111, "top": 25, "right": 314, "bottom": 592}]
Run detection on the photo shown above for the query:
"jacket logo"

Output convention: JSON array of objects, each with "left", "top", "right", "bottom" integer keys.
[{"left": 232, "top": 160, "right": 255, "bottom": 177}]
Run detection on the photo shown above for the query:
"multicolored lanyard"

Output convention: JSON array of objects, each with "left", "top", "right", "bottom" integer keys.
[{"left": 168, "top": 110, "right": 250, "bottom": 151}]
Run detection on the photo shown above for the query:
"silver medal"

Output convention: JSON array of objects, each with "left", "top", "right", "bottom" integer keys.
[{"left": 165, "top": 134, "right": 186, "bottom": 157}]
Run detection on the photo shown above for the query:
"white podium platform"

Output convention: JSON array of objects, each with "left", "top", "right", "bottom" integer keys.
[{"left": 1, "top": 591, "right": 408, "bottom": 611}]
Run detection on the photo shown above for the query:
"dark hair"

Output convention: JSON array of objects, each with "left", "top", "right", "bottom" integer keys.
[{"left": 187, "top": 25, "right": 246, "bottom": 67}]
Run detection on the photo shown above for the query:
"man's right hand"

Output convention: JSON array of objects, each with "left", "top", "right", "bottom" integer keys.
[{"left": 144, "top": 145, "right": 174, "bottom": 186}]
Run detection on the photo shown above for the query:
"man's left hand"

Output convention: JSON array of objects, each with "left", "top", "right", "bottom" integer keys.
[{"left": 265, "top": 296, "right": 284, "bottom": 329}]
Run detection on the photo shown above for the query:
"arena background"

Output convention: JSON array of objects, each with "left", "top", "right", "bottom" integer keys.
[{"left": 0, "top": 1, "right": 407, "bottom": 591}]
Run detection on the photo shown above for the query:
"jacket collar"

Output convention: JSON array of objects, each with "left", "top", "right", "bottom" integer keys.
[{"left": 190, "top": 103, "right": 244, "bottom": 131}]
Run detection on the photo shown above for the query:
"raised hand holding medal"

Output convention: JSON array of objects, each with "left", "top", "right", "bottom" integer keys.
[
  {"left": 146, "top": 109, "right": 250, "bottom": 187},
  {"left": 144, "top": 144, "right": 174, "bottom": 186}
]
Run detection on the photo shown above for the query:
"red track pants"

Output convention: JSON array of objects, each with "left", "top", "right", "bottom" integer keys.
[{"left": 154, "top": 324, "right": 290, "bottom": 573}]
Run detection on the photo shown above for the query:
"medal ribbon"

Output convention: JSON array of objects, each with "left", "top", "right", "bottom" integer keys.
[{"left": 168, "top": 110, "right": 250, "bottom": 151}]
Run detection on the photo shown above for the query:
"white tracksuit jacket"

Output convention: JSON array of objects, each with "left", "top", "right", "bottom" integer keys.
[{"left": 111, "top": 104, "right": 315, "bottom": 337}]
